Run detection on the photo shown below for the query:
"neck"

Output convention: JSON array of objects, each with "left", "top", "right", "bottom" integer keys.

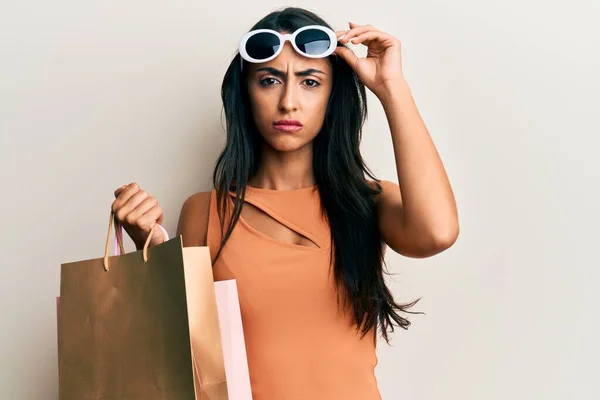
[{"left": 249, "top": 144, "right": 315, "bottom": 190}]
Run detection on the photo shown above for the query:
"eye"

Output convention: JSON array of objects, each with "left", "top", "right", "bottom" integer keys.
[
  {"left": 302, "top": 79, "right": 320, "bottom": 88},
  {"left": 259, "top": 77, "right": 280, "bottom": 87}
]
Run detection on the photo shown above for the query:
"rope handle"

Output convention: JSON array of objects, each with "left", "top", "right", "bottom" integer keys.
[{"left": 102, "top": 212, "right": 156, "bottom": 271}]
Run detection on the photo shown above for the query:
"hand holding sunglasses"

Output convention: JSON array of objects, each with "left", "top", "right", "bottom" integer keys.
[{"left": 333, "top": 22, "right": 406, "bottom": 100}]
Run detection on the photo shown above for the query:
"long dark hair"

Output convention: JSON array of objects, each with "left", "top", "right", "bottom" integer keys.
[{"left": 212, "top": 7, "right": 419, "bottom": 343}]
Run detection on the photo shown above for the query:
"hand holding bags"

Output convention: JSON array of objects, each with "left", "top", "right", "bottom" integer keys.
[{"left": 58, "top": 213, "right": 228, "bottom": 399}]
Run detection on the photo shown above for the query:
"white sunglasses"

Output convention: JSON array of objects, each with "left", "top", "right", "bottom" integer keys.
[{"left": 238, "top": 25, "right": 338, "bottom": 69}]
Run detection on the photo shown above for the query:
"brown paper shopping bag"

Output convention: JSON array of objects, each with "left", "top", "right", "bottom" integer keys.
[{"left": 58, "top": 213, "right": 228, "bottom": 399}]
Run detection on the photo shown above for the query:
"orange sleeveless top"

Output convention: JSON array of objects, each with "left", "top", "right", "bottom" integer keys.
[{"left": 207, "top": 185, "right": 382, "bottom": 400}]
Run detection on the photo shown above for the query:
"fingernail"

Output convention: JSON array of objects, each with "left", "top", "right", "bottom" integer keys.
[{"left": 339, "top": 34, "right": 346, "bottom": 40}]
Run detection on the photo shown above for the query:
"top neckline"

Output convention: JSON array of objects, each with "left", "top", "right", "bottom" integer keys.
[{"left": 246, "top": 184, "right": 317, "bottom": 193}]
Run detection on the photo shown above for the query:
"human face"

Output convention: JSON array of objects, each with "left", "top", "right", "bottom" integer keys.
[{"left": 247, "top": 40, "right": 333, "bottom": 153}]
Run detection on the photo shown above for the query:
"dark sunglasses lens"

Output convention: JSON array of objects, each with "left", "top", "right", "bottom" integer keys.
[
  {"left": 295, "top": 29, "right": 331, "bottom": 56},
  {"left": 246, "top": 32, "right": 281, "bottom": 60}
]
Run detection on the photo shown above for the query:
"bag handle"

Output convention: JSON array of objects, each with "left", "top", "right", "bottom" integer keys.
[
  {"left": 113, "top": 215, "right": 126, "bottom": 256},
  {"left": 103, "top": 212, "right": 156, "bottom": 271}
]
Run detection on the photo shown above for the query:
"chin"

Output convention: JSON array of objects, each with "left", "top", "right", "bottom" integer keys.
[{"left": 263, "top": 134, "right": 313, "bottom": 153}]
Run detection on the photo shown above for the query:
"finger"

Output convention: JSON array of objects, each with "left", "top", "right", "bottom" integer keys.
[
  {"left": 112, "top": 183, "right": 143, "bottom": 218},
  {"left": 340, "top": 26, "right": 371, "bottom": 41},
  {"left": 333, "top": 45, "right": 359, "bottom": 68},
  {"left": 114, "top": 182, "right": 139, "bottom": 198},
  {"left": 340, "top": 28, "right": 376, "bottom": 44},
  {"left": 349, "top": 30, "right": 384, "bottom": 45},
  {"left": 113, "top": 182, "right": 140, "bottom": 208},
  {"left": 340, "top": 24, "right": 374, "bottom": 42},
  {"left": 336, "top": 30, "right": 349, "bottom": 42},
  {"left": 136, "top": 206, "right": 164, "bottom": 232},
  {"left": 123, "top": 196, "right": 159, "bottom": 226},
  {"left": 115, "top": 190, "right": 149, "bottom": 222},
  {"left": 114, "top": 184, "right": 127, "bottom": 198}
]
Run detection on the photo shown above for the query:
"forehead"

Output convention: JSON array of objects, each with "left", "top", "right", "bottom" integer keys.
[{"left": 248, "top": 42, "right": 332, "bottom": 74}]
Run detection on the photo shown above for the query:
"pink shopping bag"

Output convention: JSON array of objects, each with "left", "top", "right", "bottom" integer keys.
[{"left": 214, "top": 280, "right": 253, "bottom": 399}]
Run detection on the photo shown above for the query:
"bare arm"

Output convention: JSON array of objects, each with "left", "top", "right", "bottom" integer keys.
[
  {"left": 333, "top": 24, "right": 458, "bottom": 258},
  {"left": 376, "top": 81, "right": 459, "bottom": 258}
]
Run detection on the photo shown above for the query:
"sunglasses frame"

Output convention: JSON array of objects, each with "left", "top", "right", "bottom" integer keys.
[{"left": 239, "top": 25, "right": 338, "bottom": 68}]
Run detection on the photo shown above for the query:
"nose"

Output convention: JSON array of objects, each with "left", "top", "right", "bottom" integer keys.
[{"left": 278, "top": 79, "right": 299, "bottom": 113}]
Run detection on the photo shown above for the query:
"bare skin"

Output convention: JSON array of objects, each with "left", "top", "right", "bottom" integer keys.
[{"left": 113, "top": 22, "right": 459, "bottom": 258}]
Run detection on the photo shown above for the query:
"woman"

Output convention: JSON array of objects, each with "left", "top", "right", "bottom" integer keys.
[{"left": 112, "top": 7, "right": 458, "bottom": 400}]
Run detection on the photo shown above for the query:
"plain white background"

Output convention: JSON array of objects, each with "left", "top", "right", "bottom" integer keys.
[{"left": 1, "top": 1, "right": 599, "bottom": 399}]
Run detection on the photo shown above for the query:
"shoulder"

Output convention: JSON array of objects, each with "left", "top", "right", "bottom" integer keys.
[{"left": 176, "top": 190, "right": 213, "bottom": 247}]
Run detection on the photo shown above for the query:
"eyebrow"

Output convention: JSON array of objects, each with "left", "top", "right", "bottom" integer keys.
[{"left": 254, "top": 67, "right": 326, "bottom": 78}]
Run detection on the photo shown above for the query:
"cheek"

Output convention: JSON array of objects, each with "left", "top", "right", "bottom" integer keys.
[
  {"left": 249, "top": 93, "right": 272, "bottom": 126},
  {"left": 306, "top": 90, "right": 331, "bottom": 120}
]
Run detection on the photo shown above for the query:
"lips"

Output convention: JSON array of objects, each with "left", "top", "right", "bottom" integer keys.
[{"left": 273, "top": 119, "right": 303, "bottom": 132}]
